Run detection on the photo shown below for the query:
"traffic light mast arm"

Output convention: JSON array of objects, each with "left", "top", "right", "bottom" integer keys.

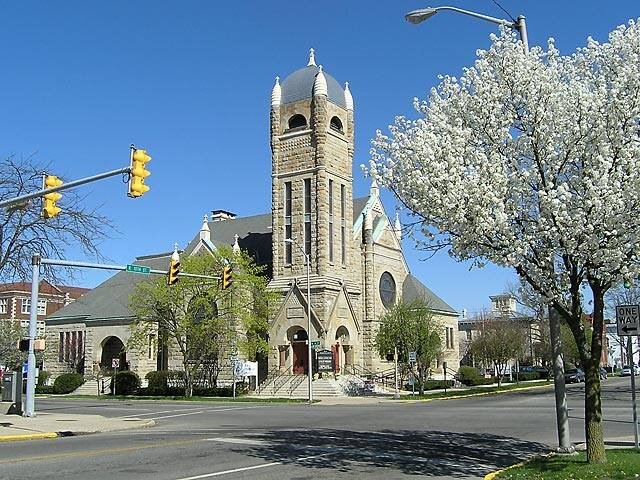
[
  {"left": 0, "top": 166, "right": 131, "bottom": 210},
  {"left": 38, "top": 257, "right": 220, "bottom": 279}
]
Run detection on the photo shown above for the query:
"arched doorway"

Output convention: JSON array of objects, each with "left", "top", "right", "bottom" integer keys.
[
  {"left": 287, "top": 327, "right": 308, "bottom": 375},
  {"left": 335, "top": 326, "right": 353, "bottom": 374},
  {"left": 100, "top": 336, "right": 126, "bottom": 372}
]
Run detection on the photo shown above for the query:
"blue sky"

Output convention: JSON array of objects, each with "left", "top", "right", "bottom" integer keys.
[{"left": 1, "top": 1, "right": 637, "bottom": 314}]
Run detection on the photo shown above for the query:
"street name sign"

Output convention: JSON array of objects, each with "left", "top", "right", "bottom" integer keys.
[
  {"left": 310, "top": 340, "right": 321, "bottom": 349},
  {"left": 409, "top": 351, "right": 417, "bottom": 363},
  {"left": 616, "top": 304, "right": 640, "bottom": 336},
  {"left": 126, "top": 264, "right": 151, "bottom": 274}
]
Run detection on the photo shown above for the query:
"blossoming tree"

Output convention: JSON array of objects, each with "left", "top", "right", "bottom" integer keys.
[{"left": 370, "top": 22, "right": 640, "bottom": 463}]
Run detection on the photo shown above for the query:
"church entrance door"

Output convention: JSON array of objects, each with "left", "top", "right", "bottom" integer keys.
[{"left": 292, "top": 342, "right": 307, "bottom": 375}]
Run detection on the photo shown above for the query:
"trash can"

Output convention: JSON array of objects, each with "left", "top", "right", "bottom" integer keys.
[{"left": 1, "top": 371, "right": 22, "bottom": 415}]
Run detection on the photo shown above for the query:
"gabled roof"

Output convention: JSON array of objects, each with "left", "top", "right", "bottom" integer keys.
[
  {"left": 46, "top": 253, "right": 171, "bottom": 323},
  {"left": 402, "top": 274, "right": 457, "bottom": 316}
]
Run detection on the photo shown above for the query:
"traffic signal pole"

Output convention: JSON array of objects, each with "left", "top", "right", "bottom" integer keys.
[
  {"left": 0, "top": 166, "right": 131, "bottom": 211},
  {"left": 23, "top": 255, "right": 219, "bottom": 417}
]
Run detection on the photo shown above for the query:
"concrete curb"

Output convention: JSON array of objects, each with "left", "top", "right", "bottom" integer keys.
[
  {"left": 0, "top": 432, "right": 59, "bottom": 442},
  {"left": 483, "top": 453, "right": 553, "bottom": 480},
  {"left": 0, "top": 419, "right": 155, "bottom": 443}
]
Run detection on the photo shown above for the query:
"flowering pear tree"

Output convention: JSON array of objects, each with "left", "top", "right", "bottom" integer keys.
[{"left": 370, "top": 22, "right": 640, "bottom": 463}]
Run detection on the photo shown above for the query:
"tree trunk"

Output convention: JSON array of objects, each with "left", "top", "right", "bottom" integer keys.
[
  {"left": 584, "top": 360, "right": 605, "bottom": 463},
  {"left": 583, "top": 281, "right": 607, "bottom": 463}
]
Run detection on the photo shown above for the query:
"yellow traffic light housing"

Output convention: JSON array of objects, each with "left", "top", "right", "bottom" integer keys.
[
  {"left": 168, "top": 245, "right": 180, "bottom": 286},
  {"left": 222, "top": 265, "right": 233, "bottom": 290},
  {"left": 42, "top": 175, "right": 63, "bottom": 219},
  {"left": 168, "top": 259, "right": 180, "bottom": 286},
  {"left": 128, "top": 147, "right": 151, "bottom": 198}
]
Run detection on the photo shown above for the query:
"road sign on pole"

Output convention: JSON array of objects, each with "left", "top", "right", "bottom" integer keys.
[
  {"left": 310, "top": 340, "right": 320, "bottom": 349},
  {"left": 408, "top": 351, "right": 417, "bottom": 364},
  {"left": 616, "top": 305, "right": 640, "bottom": 336},
  {"left": 126, "top": 264, "right": 151, "bottom": 274}
]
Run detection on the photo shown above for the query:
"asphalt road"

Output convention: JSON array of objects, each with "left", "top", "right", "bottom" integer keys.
[{"left": 0, "top": 377, "right": 636, "bottom": 480}]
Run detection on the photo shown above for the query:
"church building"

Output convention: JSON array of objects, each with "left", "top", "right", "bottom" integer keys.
[{"left": 45, "top": 50, "right": 459, "bottom": 386}]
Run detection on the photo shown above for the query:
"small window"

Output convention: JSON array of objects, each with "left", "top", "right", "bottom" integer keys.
[
  {"left": 288, "top": 114, "right": 307, "bottom": 130},
  {"left": 330, "top": 116, "right": 343, "bottom": 132}
]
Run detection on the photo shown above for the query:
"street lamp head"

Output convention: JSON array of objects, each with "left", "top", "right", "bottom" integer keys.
[{"left": 405, "top": 8, "right": 438, "bottom": 24}]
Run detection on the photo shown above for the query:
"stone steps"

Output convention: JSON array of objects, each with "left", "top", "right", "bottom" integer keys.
[
  {"left": 71, "top": 378, "right": 111, "bottom": 396},
  {"left": 255, "top": 375, "right": 344, "bottom": 398}
]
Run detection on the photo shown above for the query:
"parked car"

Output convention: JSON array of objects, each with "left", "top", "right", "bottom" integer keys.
[
  {"left": 620, "top": 365, "right": 639, "bottom": 376},
  {"left": 599, "top": 367, "right": 608, "bottom": 380},
  {"left": 564, "top": 368, "right": 585, "bottom": 383}
]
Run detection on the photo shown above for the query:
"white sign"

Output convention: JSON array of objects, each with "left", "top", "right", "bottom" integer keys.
[
  {"left": 112, "top": 358, "right": 120, "bottom": 368},
  {"left": 616, "top": 304, "right": 640, "bottom": 336},
  {"left": 234, "top": 361, "right": 258, "bottom": 377},
  {"left": 408, "top": 351, "right": 417, "bottom": 363}
]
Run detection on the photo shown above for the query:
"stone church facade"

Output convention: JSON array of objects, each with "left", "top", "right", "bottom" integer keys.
[{"left": 45, "top": 50, "right": 459, "bottom": 384}]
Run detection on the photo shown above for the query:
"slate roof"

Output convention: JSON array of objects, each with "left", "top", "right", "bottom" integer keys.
[
  {"left": 280, "top": 65, "right": 346, "bottom": 108},
  {"left": 46, "top": 253, "right": 171, "bottom": 324},
  {"left": 402, "top": 274, "right": 457, "bottom": 315}
]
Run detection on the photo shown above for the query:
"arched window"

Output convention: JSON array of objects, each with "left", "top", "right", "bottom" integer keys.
[
  {"left": 288, "top": 114, "right": 307, "bottom": 130},
  {"left": 330, "top": 116, "right": 343, "bottom": 133}
]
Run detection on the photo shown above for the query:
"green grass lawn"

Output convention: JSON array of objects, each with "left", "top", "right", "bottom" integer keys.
[
  {"left": 400, "top": 380, "right": 551, "bottom": 400},
  {"left": 496, "top": 449, "right": 640, "bottom": 479}
]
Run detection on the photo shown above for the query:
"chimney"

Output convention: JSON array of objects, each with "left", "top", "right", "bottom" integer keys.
[{"left": 211, "top": 209, "right": 236, "bottom": 222}]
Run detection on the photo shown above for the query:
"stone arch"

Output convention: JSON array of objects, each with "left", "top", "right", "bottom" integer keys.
[
  {"left": 99, "top": 336, "right": 127, "bottom": 371},
  {"left": 330, "top": 115, "right": 343, "bottom": 133},
  {"left": 287, "top": 114, "right": 307, "bottom": 130}
]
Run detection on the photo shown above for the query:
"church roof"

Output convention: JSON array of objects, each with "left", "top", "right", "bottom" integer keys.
[
  {"left": 280, "top": 65, "right": 346, "bottom": 108},
  {"left": 46, "top": 252, "right": 171, "bottom": 324},
  {"left": 402, "top": 274, "right": 457, "bottom": 315}
]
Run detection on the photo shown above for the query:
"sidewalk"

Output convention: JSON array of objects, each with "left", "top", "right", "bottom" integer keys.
[{"left": 0, "top": 412, "right": 154, "bottom": 442}]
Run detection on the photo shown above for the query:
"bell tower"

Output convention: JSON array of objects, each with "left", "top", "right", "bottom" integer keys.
[{"left": 270, "top": 49, "right": 355, "bottom": 282}]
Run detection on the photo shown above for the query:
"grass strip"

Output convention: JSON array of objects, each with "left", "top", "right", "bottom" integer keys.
[
  {"left": 400, "top": 380, "right": 551, "bottom": 400},
  {"left": 494, "top": 449, "right": 640, "bottom": 480}
]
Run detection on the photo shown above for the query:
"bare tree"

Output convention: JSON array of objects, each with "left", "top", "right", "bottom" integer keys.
[{"left": 0, "top": 155, "right": 114, "bottom": 282}]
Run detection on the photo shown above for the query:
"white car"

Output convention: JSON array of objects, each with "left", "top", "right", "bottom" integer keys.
[{"left": 620, "top": 365, "right": 639, "bottom": 376}]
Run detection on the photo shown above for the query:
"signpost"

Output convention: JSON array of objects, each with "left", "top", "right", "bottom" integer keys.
[
  {"left": 125, "top": 264, "right": 151, "bottom": 275},
  {"left": 408, "top": 351, "right": 417, "bottom": 395},
  {"left": 111, "top": 358, "right": 120, "bottom": 397},
  {"left": 616, "top": 304, "right": 639, "bottom": 449},
  {"left": 316, "top": 350, "right": 333, "bottom": 373}
]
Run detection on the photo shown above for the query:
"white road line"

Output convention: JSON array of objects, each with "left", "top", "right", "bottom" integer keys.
[
  {"left": 118, "top": 407, "right": 206, "bottom": 418},
  {"left": 173, "top": 453, "right": 329, "bottom": 479},
  {"left": 204, "top": 437, "right": 268, "bottom": 445},
  {"left": 150, "top": 406, "right": 265, "bottom": 420}
]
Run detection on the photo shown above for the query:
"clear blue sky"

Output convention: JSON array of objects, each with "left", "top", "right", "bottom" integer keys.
[{"left": 1, "top": 1, "right": 637, "bottom": 314}]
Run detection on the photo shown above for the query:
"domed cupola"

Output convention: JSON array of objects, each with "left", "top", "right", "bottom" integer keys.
[{"left": 280, "top": 48, "right": 347, "bottom": 108}]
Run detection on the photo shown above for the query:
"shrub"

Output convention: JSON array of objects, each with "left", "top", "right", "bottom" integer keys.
[
  {"left": 112, "top": 371, "right": 141, "bottom": 395},
  {"left": 457, "top": 366, "right": 485, "bottom": 386},
  {"left": 35, "top": 385, "right": 56, "bottom": 394},
  {"left": 145, "top": 370, "right": 185, "bottom": 395},
  {"left": 37, "top": 370, "right": 51, "bottom": 386},
  {"left": 517, "top": 372, "right": 540, "bottom": 382},
  {"left": 53, "top": 373, "right": 85, "bottom": 394}
]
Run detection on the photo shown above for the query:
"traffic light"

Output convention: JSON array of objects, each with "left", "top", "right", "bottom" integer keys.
[
  {"left": 128, "top": 147, "right": 151, "bottom": 198},
  {"left": 168, "top": 247, "right": 180, "bottom": 286},
  {"left": 42, "top": 175, "right": 63, "bottom": 219},
  {"left": 222, "top": 265, "right": 233, "bottom": 290}
]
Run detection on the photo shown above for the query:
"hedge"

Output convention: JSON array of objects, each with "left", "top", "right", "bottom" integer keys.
[
  {"left": 53, "top": 373, "right": 84, "bottom": 394},
  {"left": 111, "top": 371, "right": 141, "bottom": 395}
]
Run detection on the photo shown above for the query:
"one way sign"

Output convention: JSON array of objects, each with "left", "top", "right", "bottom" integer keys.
[{"left": 616, "top": 304, "right": 640, "bottom": 336}]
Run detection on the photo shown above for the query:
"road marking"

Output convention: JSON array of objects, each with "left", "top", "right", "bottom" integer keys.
[
  {"left": 150, "top": 406, "right": 266, "bottom": 420},
  {"left": 174, "top": 453, "right": 329, "bottom": 479},
  {"left": 118, "top": 407, "right": 206, "bottom": 418},
  {"left": 205, "top": 437, "right": 268, "bottom": 445}
]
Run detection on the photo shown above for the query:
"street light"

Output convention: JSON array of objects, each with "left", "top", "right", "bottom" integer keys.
[
  {"left": 405, "top": 5, "right": 529, "bottom": 52},
  {"left": 284, "top": 238, "right": 313, "bottom": 404}
]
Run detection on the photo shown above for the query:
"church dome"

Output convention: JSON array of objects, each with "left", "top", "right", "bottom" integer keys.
[{"left": 280, "top": 50, "right": 347, "bottom": 108}]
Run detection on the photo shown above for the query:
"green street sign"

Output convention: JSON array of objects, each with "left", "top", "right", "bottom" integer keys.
[
  {"left": 126, "top": 264, "right": 151, "bottom": 275},
  {"left": 311, "top": 340, "right": 321, "bottom": 349}
]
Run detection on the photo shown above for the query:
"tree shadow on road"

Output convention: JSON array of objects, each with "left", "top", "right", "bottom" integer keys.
[{"left": 236, "top": 428, "right": 548, "bottom": 477}]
